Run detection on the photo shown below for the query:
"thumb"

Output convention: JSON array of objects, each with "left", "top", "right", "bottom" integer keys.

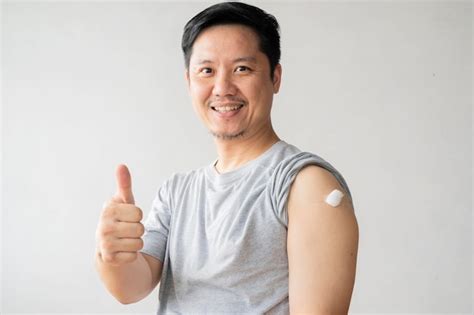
[{"left": 115, "top": 164, "right": 135, "bottom": 204}]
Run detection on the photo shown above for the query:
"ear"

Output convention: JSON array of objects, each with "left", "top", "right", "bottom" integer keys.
[{"left": 272, "top": 63, "right": 282, "bottom": 94}]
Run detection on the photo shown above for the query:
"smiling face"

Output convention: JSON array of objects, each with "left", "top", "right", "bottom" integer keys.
[{"left": 185, "top": 24, "right": 281, "bottom": 141}]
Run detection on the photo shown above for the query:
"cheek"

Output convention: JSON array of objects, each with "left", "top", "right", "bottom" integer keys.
[
  {"left": 190, "top": 83, "right": 211, "bottom": 117},
  {"left": 248, "top": 83, "right": 272, "bottom": 108},
  {"left": 191, "top": 82, "right": 211, "bottom": 103}
]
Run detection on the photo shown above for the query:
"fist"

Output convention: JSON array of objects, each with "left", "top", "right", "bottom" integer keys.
[{"left": 96, "top": 164, "right": 145, "bottom": 266}]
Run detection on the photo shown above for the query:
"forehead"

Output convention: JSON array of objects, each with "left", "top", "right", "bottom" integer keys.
[{"left": 190, "top": 24, "right": 262, "bottom": 63}]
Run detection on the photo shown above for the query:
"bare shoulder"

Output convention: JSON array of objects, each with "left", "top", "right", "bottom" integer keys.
[
  {"left": 287, "top": 164, "right": 358, "bottom": 239},
  {"left": 288, "top": 164, "right": 354, "bottom": 215},
  {"left": 286, "top": 165, "right": 359, "bottom": 313}
]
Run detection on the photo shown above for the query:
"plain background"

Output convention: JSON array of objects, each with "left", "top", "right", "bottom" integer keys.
[{"left": 1, "top": 0, "right": 472, "bottom": 314}]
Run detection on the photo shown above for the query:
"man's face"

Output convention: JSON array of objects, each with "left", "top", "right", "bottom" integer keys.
[{"left": 185, "top": 24, "right": 281, "bottom": 141}]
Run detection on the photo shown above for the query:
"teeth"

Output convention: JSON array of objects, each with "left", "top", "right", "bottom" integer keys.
[{"left": 213, "top": 104, "right": 243, "bottom": 112}]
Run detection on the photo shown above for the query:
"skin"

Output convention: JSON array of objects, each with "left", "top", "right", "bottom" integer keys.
[
  {"left": 185, "top": 24, "right": 282, "bottom": 173},
  {"left": 185, "top": 25, "right": 358, "bottom": 315},
  {"left": 287, "top": 165, "right": 359, "bottom": 314},
  {"left": 95, "top": 22, "right": 358, "bottom": 310},
  {"left": 185, "top": 24, "right": 359, "bottom": 313}
]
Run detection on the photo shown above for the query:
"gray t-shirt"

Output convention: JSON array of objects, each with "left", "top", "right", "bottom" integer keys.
[{"left": 140, "top": 140, "right": 353, "bottom": 314}]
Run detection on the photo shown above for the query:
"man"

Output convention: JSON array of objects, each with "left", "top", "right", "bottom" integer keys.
[{"left": 95, "top": 2, "right": 359, "bottom": 314}]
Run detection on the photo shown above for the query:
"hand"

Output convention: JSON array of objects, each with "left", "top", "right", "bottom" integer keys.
[{"left": 96, "top": 164, "right": 145, "bottom": 266}]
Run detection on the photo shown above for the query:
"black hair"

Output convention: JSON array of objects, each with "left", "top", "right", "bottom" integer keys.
[{"left": 181, "top": 1, "right": 281, "bottom": 80}]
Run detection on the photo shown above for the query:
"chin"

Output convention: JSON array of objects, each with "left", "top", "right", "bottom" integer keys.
[{"left": 210, "top": 129, "right": 246, "bottom": 140}]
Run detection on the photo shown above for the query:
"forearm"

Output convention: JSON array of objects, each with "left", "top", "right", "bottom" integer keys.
[{"left": 95, "top": 250, "right": 153, "bottom": 304}]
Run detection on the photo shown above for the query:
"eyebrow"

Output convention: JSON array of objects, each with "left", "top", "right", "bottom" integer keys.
[{"left": 196, "top": 56, "right": 257, "bottom": 65}]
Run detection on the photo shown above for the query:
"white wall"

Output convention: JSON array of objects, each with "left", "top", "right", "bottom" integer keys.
[{"left": 2, "top": 1, "right": 472, "bottom": 314}]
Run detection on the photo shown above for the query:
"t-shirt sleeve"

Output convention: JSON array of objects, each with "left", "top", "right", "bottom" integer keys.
[
  {"left": 139, "top": 178, "right": 172, "bottom": 263},
  {"left": 269, "top": 151, "right": 353, "bottom": 227}
]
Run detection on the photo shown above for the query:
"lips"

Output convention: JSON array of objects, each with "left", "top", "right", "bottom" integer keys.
[
  {"left": 211, "top": 103, "right": 244, "bottom": 118},
  {"left": 210, "top": 102, "right": 243, "bottom": 109},
  {"left": 211, "top": 104, "right": 244, "bottom": 111}
]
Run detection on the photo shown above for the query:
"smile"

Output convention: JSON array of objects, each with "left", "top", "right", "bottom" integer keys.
[
  {"left": 210, "top": 104, "right": 244, "bottom": 118},
  {"left": 211, "top": 104, "right": 244, "bottom": 113}
]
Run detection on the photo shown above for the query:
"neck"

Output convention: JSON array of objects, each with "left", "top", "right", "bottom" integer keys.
[{"left": 213, "top": 126, "right": 280, "bottom": 174}]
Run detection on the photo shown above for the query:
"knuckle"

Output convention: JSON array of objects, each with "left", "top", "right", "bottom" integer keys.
[
  {"left": 96, "top": 225, "right": 107, "bottom": 238},
  {"left": 101, "top": 222, "right": 116, "bottom": 236},
  {"left": 101, "top": 205, "right": 115, "bottom": 219},
  {"left": 110, "top": 204, "right": 120, "bottom": 218},
  {"left": 102, "top": 240, "right": 114, "bottom": 252},
  {"left": 102, "top": 252, "right": 115, "bottom": 264}
]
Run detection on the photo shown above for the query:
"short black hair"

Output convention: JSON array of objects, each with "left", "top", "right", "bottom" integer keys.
[{"left": 181, "top": 1, "right": 281, "bottom": 80}]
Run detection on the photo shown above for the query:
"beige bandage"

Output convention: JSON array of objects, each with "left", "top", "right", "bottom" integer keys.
[{"left": 325, "top": 189, "right": 344, "bottom": 207}]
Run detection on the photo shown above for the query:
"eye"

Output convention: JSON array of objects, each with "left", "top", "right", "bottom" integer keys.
[
  {"left": 235, "top": 66, "right": 250, "bottom": 72},
  {"left": 199, "top": 68, "right": 213, "bottom": 75}
]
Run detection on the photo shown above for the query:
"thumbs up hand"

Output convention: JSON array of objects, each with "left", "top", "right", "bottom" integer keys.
[
  {"left": 114, "top": 163, "right": 135, "bottom": 204},
  {"left": 96, "top": 164, "right": 145, "bottom": 266}
]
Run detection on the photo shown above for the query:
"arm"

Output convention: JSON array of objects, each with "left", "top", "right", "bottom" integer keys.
[
  {"left": 95, "top": 250, "right": 163, "bottom": 304},
  {"left": 95, "top": 164, "right": 165, "bottom": 304},
  {"left": 287, "top": 165, "right": 359, "bottom": 315}
]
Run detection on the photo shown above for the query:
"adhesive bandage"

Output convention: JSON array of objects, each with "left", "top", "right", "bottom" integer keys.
[{"left": 325, "top": 189, "right": 344, "bottom": 207}]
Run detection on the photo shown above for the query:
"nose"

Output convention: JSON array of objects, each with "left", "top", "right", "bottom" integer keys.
[{"left": 212, "top": 71, "right": 237, "bottom": 97}]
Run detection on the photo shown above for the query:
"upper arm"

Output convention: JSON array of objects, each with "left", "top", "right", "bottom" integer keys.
[
  {"left": 287, "top": 165, "right": 359, "bottom": 315},
  {"left": 141, "top": 252, "right": 163, "bottom": 290}
]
